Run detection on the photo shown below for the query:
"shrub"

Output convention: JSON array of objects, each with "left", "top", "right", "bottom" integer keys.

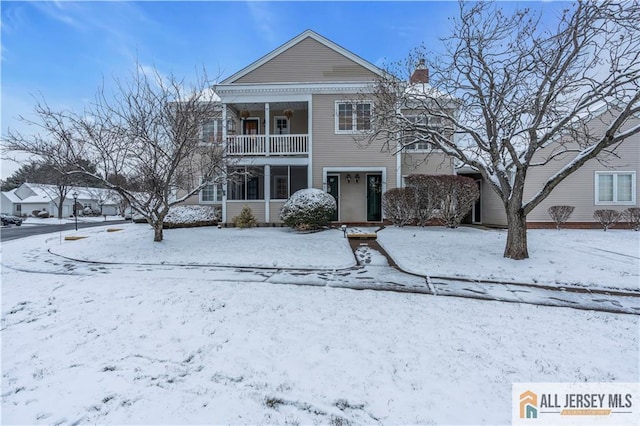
[
  {"left": 547, "top": 205, "right": 575, "bottom": 230},
  {"left": 37, "top": 210, "right": 50, "bottom": 218},
  {"left": 404, "top": 174, "right": 441, "bottom": 226},
  {"left": 382, "top": 187, "right": 416, "bottom": 227},
  {"left": 163, "top": 205, "right": 220, "bottom": 229},
  {"left": 279, "top": 188, "right": 336, "bottom": 230},
  {"left": 434, "top": 175, "right": 479, "bottom": 228},
  {"left": 624, "top": 207, "right": 640, "bottom": 231},
  {"left": 32, "top": 210, "right": 42, "bottom": 217},
  {"left": 593, "top": 209, "right": 621, "bottom": 231},
  {"left": 233, "top": 205, "right": 258, "bottom": 228}
]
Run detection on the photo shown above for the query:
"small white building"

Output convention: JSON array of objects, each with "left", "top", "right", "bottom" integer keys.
[{"left": 1, "top": 183, "right": 121, "bottom": 217}]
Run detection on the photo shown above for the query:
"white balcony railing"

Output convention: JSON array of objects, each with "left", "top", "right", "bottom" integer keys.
[{"left": 226, "top": 134, "right": 308, "bottom": 156}]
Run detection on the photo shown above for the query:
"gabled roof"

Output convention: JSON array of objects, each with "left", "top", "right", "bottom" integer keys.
[{"left": 220, "top": 29, "right": 386, "bottom": 85}]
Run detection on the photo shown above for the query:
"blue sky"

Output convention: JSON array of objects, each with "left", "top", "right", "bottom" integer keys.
[{"left": 1, "top": 1, "right": 563, "bottom": 179}]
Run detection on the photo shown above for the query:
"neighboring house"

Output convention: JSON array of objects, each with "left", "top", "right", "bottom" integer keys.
[
  {"left": 180, "top": 29, "right": 453, "bottom": 224},
  {"left": 1, "top": 183, "right": 121, "bottom": 217},
  {"left": 458, "top": 108, "right": 639, "bottom": 227}
]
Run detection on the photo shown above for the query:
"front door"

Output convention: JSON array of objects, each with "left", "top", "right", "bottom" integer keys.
[
  {"left": 367, "top": 174, "right": 382, "bottom": 221},
  {"left": 327, "top": 174, "right": 339, "bottom": 221}
]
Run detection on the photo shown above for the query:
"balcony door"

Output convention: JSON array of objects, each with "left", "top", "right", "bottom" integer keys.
[
  {"left": 243, "top": 118, "right": 260, "bottom": 135},
  {"left": 274, "top": 116, "right": 290, "bottom": 135}
]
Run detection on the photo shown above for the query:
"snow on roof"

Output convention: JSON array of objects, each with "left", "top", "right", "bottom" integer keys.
[{"left": 8, "top": 183, "right": 121, "bottom": 205}]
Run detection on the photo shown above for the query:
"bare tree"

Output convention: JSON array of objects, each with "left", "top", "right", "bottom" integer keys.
[
  {"left": 382, "top": 187, "right": 416, "bottom": 227},
  {"left": 4, "top": 65, "right": 229, "bottom": 241},
  {"left": 368, "top": 1, "right": 640, "bottom": 259}
]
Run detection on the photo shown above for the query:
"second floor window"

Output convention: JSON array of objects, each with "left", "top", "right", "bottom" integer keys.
[
  {"left": 403, "top": 115, "right": 443, "bottom": 151},
  {"left": 336, "top": 101, "right": 372, "bottom": 133},
  {"left": 202, "top": 119, "right": 223, "bottom": 144}
]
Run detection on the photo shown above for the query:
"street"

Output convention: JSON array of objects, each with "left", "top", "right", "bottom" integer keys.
[{"left": 0, "top": 220, "right": 130, "bottom": 242}]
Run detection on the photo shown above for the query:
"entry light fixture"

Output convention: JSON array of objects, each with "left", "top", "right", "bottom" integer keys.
[
  {"left": 346, "top": 174, "right": 352, "bottom": 184},
  {"left": 355, "top": 174, "right": 360, "bottom": 183}
]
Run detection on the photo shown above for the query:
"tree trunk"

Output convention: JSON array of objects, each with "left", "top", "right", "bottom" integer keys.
[
  {"left": 57, "top": 204, "right": 64, "bottom": 219},
  {"left": 153, "top": 223, "right": 163, "bottom": 242},
  {"left": 504, "top": 206, "right": 529, "bottom": 260}
]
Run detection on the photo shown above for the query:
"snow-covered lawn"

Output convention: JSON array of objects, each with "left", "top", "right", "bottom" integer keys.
[
  {"left": 2, "top": 227, "right": 638, "bottom": 423},
  {"left": 378, "top": 226, "right": 640, "bottom": 291},
  {"left": 2, "top": 261, "right": 637, "bottom": 424},
  {"left": 48, "top": 224, "right": 355, "bottom": 269}
]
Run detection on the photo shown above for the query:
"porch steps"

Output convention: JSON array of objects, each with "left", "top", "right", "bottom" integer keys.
[{"left": 347, "top": 233, "right": 377, "bottom": 240}]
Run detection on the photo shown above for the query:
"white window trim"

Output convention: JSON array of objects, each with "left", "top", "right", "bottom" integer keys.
[
  {"left": 594, "top": 171, "right": 636, "bottom": 205},
  {"left": 334, "top": 100, "right": 373, "bottom": 134},
  {"left": 199, "top": 177, "right": 223, "bottom": 204}
]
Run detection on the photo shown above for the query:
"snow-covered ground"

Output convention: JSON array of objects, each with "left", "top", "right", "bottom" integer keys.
[
  {"left": 378, "top": 226, "right": 640, "bottom": 291},
  {"left": 48, "top": 224, "right": 355, "bottom": 269},
  {"left": 1, "top": 225, "right": 638, "bottom": 424}
]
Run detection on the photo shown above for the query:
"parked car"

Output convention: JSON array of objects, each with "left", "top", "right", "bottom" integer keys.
[{"left": 1, "top": 213, "right": 23, "bottom": 226}]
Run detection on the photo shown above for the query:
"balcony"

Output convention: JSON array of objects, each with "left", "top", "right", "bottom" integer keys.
[{"left": 226, "top": 134, "right": 308, "bottom": 156}]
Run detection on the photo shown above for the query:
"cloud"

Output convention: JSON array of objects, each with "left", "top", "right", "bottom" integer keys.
[{"left": 246, "top": 1, "right": 279, "bottom": 45}]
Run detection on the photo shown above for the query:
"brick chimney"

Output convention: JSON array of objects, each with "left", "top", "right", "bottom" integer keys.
[{"left": 410, "top": 59, "right": 429, "bottom": 84}]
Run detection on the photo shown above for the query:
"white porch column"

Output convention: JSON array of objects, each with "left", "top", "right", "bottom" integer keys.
[
  {"left": 264, "top": 164, "right": 271, "bottom": 223},
  {"left": 307, "top": 98, "right": 313, "bottom": 188},
  {"left": 265, "top": 103, "right": 270, "bottom": 157},
  {"left": 222, "top": 104, "right": 228, "bottom": 223}
]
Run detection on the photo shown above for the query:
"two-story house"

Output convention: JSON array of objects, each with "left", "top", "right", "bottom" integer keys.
[{"left": 182, "top": 29, "right": 453, "bottom": 225}]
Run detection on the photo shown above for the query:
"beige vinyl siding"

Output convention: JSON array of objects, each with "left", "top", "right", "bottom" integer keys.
[
  {"left": 311, "top": 94, "right": 396, "bottom": 188},
  {"left": 524, "top": 139, "right": 639, "bottom": 222},
  {"left": 339, "top": 173, "right": 366, "bottom": 222},
  {"left": 480, "top": 183, "right": 507, "bottom": 226},
  {"left": 235, "top": 38, "right": 378, "bottom": 84},
  {"left": 480, "top": 114, "right": 639, "bottom": 226},
  {"left": 401, "top": 152, "right": 454, "bottom": 177},
  {"left": 226, "top": 202, "right": 265, "bottom": 224},
  {"left": 268, "top": 201, "right": 285, "bottom": 223}
]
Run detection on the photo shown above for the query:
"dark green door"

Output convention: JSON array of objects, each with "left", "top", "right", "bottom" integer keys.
[
  {"left": 327, "top": 174, "right": 339, "bottom": 221},
  {"left": 367, "top": 174, "right": 382, "bottom": 221}
]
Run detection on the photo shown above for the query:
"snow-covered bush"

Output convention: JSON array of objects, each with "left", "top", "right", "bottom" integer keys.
[
  {"left": 593, "top": 209, "right": 621, "bottom": 231},
  {"left": 279, "top": 188, "right": 336, "bottom": 230},
  {"left": 37, "top": 210, "right": 50, "bottom": 219},
  {"left": 547, "top": 205, "right": 575, "bottom": 230},
  {"left": 624, "top": 207, "right": 640, "bottom": 231},
  {"left": 382, "top": 187, "right": 416, "bottom": 227},
  {"left": 232, "top": 205, "right": 258, "bottom": 228},
  {"left": 435, "top": 175, "right": 479, "bottom": 228},
  {"left": 162, "top": 205, "right": 220, "bottom": 228}
]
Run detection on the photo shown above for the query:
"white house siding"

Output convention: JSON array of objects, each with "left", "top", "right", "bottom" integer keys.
[
  {"left": 311, "top": 94, "right": 397, "bottom": 222},
  {"left": 234, "top": 37, "right": 378, "bottom": 84}
]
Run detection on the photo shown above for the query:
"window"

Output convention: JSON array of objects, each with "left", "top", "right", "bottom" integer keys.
[
  {"left": 200, "top": 178, "right": 223, "bottom": 203},
  {"left": 228, "top": 167, "right": 264, "bottom": 200},
  {"left": 83, "top": 203, "right": 93, "bottom": 209},
  {"left": 335, "top": 101, "right": 372, "bottom": 133},
  {"left": 202, "top": 118, "right": 223, "bottom": 144},
  {"left": 403, "top": 114, "right": 442, "bottom": 151},
  {"left": 270, "top": 166, "right": 308, "bottom": 199},
  {"left": 595, "top": 172, "right": 636, "bottom": 205}
]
